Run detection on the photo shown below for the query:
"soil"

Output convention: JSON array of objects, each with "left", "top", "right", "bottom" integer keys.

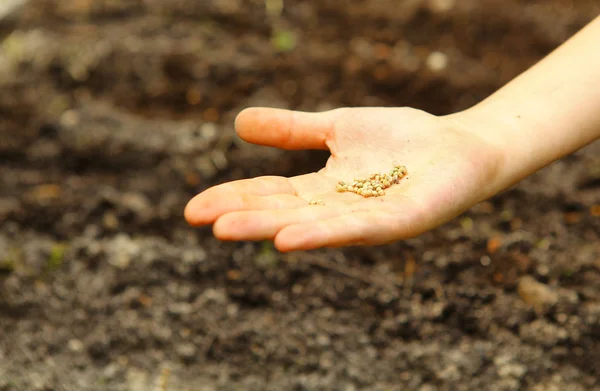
[{"left": 1, "top": 1, "right": 599, "bottom": 390}]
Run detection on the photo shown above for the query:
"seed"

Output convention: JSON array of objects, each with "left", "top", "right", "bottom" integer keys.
[{"left": 336, "top": 164, "right": 406, "bottom": 198}]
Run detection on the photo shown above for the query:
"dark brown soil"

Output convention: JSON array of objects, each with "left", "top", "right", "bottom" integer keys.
[{"left": 1, "top": 1, "right": 599, "bottom": 390}]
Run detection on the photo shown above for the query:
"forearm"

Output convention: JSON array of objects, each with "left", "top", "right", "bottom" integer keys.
[{"left": 458, "top": 14, "right": 600, "bottom": 192}]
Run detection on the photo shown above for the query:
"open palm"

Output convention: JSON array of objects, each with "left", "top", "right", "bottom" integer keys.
[{"left": 184, "top": 107, "right": 504, "bottom": 251}]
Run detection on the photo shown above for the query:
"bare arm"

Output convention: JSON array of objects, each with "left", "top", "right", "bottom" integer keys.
[{"left": 457, "top": 14, "right": 600, "bottom": 195}]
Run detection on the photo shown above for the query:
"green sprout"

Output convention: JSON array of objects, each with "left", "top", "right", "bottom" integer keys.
[
  {"left": 271, "top": 29, "right": 296, "bottom": 52},
  {"left": 45, "top": 243, "right": 67, "bottom": 273},
  {"left": 254, "top": 241, "right": 279, "bottom": 269}
]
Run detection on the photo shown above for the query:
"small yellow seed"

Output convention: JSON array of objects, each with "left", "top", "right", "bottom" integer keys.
[{"left": 337, "top": 164, "right": 406, "bottom": 198}]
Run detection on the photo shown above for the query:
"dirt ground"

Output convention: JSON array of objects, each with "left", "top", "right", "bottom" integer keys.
[{"left": 0, "top": 1, "right": 599, "bottom": 390}]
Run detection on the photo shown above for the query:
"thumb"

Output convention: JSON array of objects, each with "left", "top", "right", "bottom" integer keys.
[{"left": 234, "top": 107, "right": 341, "bottom": 150}]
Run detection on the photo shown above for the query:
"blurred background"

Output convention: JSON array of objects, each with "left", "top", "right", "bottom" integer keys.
[{"left": 0, "top": 0, "right": 599, "bottom": 390}]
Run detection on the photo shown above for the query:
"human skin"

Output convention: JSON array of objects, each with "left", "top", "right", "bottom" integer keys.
[{"left": 184, "top": 15, "right": 600, "bottom": 252}]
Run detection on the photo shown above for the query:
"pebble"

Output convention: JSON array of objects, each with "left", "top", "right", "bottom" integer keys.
[
  {"left": 200, "top": 122, "right": 218, "bottom": 141},
  {"left": 517, "top": 276, "right": 558, "bottom": 313},
  {"left": 494, "top": 354, "right": 527, "bottom": 379},
  {"left": 120, "top": 192, "right": 150, "bottom": 215},
  {"left": 168, "top": 302, "right": 193, "bottom": 316},
  {"left": 176, "top": 343, "right": 197, "bottom": 362},
  {"left": 107, "top": 234, "right": 141, "bottom": 269},
  {"left": 426, "top": 51, "right": 448, "bottom": 72},
  {"left": 316, "top": 333, "right": 331, "bottom": 347},
  {"left": 428, "top": 0, "right": 455, "bottom": 13},
  {"left": 103, "top": 362, "right": 120, "bottom": 380},
  {"left": 59, "top": 109, "right": 80, "bottom": 127},
  {"left": 68, "top": 338, "right": 84, "bottom": 353},
  {"left": 519, "top": 319, "right": 569, "bottom": 347}
]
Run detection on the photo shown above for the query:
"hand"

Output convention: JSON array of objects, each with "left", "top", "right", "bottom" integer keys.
[{"left": 184, "top": 106, "right": 505, "bottom": 252}]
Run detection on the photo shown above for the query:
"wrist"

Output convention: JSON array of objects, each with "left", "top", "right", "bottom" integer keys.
[{"left": 444, "top": 102, "right": 523, "bottom": 196}]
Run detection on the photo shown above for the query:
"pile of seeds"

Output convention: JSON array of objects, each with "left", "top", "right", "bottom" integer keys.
[{"left": 336, "top": 164, "right": 407, "bottom": 197}]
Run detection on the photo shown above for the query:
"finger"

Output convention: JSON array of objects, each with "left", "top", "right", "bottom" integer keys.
[
  {"left": 212, "top": 204, "right": 351, "bottom": 241},
  {"left": 272, "top": 211, "right": 393, "bottom": 251},
  {"left": 184, "top": 176, "right": 296, "bottom": 226},
  {"left": 235, "top": 107, "right": 341, "bottom": 150},
  {"left": 274, "top": 203, "right": 424, "bottom": 252}
]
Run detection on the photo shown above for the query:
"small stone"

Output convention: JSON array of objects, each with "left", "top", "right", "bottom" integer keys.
[
  {"left": 120, "top": 192, "right": 150, "bottom": 215},
  {"left": 438, "top": 364, "right": 460, "bottom": 381},
  {"left": 518, "top": 276, "right": 558, "bottom": 313},
  {"left": 480, "top": 255, "right": 491, "bottom": 266},
  {"left": 68, "top": 339, "right": 84, "bottom": 352},
  {"left": 168, "top": 302, "right": 193, "bottom": 316},
  {"left": 103, "top": 363, "right": 120, "bottom": 380},
  {"left": 520, "top": 319, "right": 569, "bottom": 347},
  {"left": 176, "top": 343, "right": 197, "bottom": 363},
  {"left": 199, "top": 123, "right": 217, "bottom": 141},
  {"left": 428, "top": 0, "right": 455, "bottom": 13},
  {"left": 103, "top": 212, "right": 119, "bottom": 230},
  {"left": 494, "top": 354, "right": 527, "bottom": 379},
  {"left": 316, "top": 334, "right": 331, "bottom": 346},
  {"left": 497, "top": 363, "right": 527, "bottom": 378},
  {"left": 60, "top": 109, "right": 80, "bottom": 127},
  {"left": 107, "top": 234, "right": 141, "bottom": 270}
]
